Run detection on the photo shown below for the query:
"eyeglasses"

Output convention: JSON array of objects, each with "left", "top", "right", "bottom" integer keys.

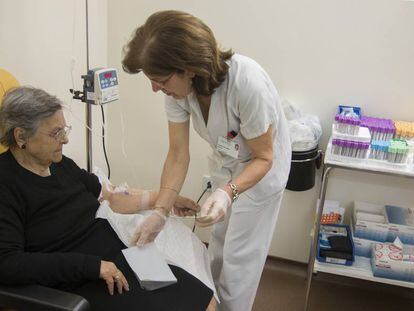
[
  {"left": 150, "top": 73, "right": 174, "bottom": 87},
  {"left": 39, "top": 125, "right": 72, "bottom": 141}
]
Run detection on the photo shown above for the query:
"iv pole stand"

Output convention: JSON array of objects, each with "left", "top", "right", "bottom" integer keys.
[
  {"left": 85, "top": 0, "right": 92, "bottom": 172},
  {"left": 69, "top": 0, "right": 103, "bottom": 173}
]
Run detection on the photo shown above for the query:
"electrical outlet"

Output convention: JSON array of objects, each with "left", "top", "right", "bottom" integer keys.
[{"left": 202, "top": 175, "right": 212, "bottom": 192}]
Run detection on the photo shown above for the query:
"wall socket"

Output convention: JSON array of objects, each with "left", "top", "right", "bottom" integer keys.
[{"left": 202, "top": 175, "right": 212, "bottom": 192}]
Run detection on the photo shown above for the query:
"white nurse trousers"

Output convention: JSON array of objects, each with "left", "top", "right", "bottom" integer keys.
[{"left": 208, "top": 190, "right": 284, "bottom": 311}]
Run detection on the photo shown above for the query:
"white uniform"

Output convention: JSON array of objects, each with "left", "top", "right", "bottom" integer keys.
[{"left": 164, "top": 54, "right": 291, "bottom": 311}]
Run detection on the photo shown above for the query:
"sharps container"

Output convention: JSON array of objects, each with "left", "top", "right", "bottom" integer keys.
[{"left": 286, "top": 145, "right": 323, "bottom": 191}]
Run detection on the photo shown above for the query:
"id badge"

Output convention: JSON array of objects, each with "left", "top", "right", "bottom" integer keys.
[{"left": 217, "top": 136, "right": 239, "bottom": 159}]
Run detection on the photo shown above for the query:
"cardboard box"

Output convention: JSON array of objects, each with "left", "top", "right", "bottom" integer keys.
[
  {"left": 371, "top": 242, "right": 414, "bottom": 282},
  {"left": 351, "top": 218, "right": 376, "bottom": 258},
  {"left": 353, "top": 201, "right": 390, "bottom": 242},
  {"left": 353, "top": 236, "right": 374, "bottom": 258},
  {"left": 386, "top": 205, "right": 414, "bottom": 245}
]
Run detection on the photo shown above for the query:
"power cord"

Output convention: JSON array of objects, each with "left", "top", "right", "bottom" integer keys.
[
  {"left": 100, "top": 105, "right": 111, "bottom": 179},
  {"left": 192, "top": 181, "right": 212, "bottom": 232}
]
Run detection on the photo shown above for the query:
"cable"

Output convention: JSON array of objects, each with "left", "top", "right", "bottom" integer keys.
[
  {"left": 100, "top": 105, "right": 111, "bottom": 179},
  {"left": 192, "top": 181, "right": 212, "bottom": 232}
]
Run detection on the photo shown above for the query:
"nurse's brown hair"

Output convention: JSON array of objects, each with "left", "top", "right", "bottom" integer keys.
[{"left": 122, "top": 10, "right": 233, "bottom": 96}]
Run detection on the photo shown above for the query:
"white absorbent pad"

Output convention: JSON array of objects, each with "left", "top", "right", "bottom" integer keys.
[
  {"left": 96, "top": 201, "right": 217, "bottom": 300},
  {"left": 122, "top": 244, "right": 177, "bottom": 291}
]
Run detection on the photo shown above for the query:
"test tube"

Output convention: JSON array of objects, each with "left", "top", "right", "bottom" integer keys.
[
  {"left": 402, "top": 149, "right": 408, "bottom": 164},
  {"left": 388, "top": 147, "right": 396, "bottom": 163},
  {"left": 356, "top": 143, "right": 361, "bottom": 158},
  {"left": 382, "top": 144, "right": 388, "bottom": 160},
  {"left": 341, "top": 141, "right": 347, "bottom": 156},
  {"left": 340, "top": 140, "right": 346, "bottom": 156},
  {"left": 332, "top": 139, "right": 338, "bottom": 154},
  {"left": 345, "top": 141, "right": 351, "bottom": 157},
  {"left": 396, "top": 148, "right": 402, "bottom": 163},
  {"left": 346, "top": 141, "right": 352, "bottom": 156}
]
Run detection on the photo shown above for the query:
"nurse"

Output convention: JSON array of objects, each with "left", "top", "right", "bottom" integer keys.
[{"left": 122, "top": 10, "right": 291, "bottom": 311}]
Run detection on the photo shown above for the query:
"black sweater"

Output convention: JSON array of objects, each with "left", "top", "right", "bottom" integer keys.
[
  {"left": 0, "top": 151, "right": 214, "bottom": 310},
  {"left": 0, "top": 150, "right": 116, "bottom": 287}
]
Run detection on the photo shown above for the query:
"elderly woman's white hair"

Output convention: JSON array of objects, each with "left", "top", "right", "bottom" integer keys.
[{"left": 0, "top": 86, "right": 63, "bottom": 147}]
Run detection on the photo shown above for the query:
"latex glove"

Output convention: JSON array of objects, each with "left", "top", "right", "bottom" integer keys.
[
  {"left": 196, "top": 188, "right": 231, "bottom": 227},
  {"left": 172, "top": 195, "right": 200, "bottom": 217},
  {"left": 131, "top": 209, "right": 167, "bottom": 247}
]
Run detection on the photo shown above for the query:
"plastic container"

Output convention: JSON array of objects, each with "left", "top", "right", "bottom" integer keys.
[
  {"left": 286, "top": 146, "right": 322, "bottom": 191},
  {"left": 317, "top": 224, "right": 355, "bottom": 266}
]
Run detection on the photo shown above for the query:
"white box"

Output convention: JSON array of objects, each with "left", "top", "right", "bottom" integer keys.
[
  {"left": 371, "top": 242, "right": 414, "bottom": 282},
  {"left": 351, "top": 218, "right": 376, "bottom": 257},
  {"left": 351, "top": 225, "right": 374, "bottom": 258},
  {"left": 353, "top": 236, "right": 374, "bottom": 258},
  {"left": 386, "top": 205, "right": 414, "bottom": 245},
  {"left": 332, "top": 125, "right": 371, "bottom": 143},
  {"left": 353, "top": 201, "right": 390, "bottom": 242}
]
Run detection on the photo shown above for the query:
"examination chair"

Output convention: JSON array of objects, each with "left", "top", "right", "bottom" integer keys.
[{"left": 0, "top": 69, "right": 89, "bottom": 311}]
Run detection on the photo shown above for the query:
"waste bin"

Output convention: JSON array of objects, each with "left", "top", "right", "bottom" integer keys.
[{"left": 286, "top": 146, "right": 323, "bottom": 191}]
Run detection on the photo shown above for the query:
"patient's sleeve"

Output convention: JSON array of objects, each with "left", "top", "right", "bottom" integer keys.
[
  {"left": 0, "top": 184, "right": 101, "bottom": 286},
  {"left": 61, "top": 156, "right": 102, "bottom": 198}
]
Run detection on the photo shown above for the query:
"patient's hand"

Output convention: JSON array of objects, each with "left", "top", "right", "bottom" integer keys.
[
  {"left": 173, "top": 195, "right": 200, "bottom": 217},
  {"left": 100, "top": 261, "right": 129, "bottom": 295}
]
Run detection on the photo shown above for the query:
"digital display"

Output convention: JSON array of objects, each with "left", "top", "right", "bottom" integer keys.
[{"left": 104, "top": 72, "right": 113, "bottom": 79}]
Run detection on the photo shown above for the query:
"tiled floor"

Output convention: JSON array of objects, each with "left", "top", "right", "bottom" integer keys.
[{"left": 252, "top": 258, "right": 414, "bottom": 311}]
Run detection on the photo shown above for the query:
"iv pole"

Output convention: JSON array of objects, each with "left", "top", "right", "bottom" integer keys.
[
  {"left": 85, "top": 0, "right": 92, "bottom": 172},
  {"left": 71, "top": 0, "right": 115, "bottom": 174}
]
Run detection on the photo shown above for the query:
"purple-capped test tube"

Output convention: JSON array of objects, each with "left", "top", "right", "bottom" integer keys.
[
  {"left": 346, "top": 141, "right": 352, "bottom": 156},
  {"left": 356, "top": 142, "right": 364, "bottom": 158},
  {"left": 363, "top": 142, "right": 369, "bottom": 158},
  {"left": 346, "top": 141, "right": 353, "bottom": 156},
  {"left": 340, "top": 140, "right": 346, "bottom": 156},
  {"left": 331, "top": 139, "right": 337, "bottom": 154},
  {"left": 335, "top": 139, "right": 341, "bottom": 155},
  {"left": 351, "top": 141, "right": 357, "bottom": 157}
]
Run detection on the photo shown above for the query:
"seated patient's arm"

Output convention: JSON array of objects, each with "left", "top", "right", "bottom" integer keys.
[
  {"left": 0, "top": 185, "right": 100, "bottom": 286},
  {"left": 102, "top": 187, "right": 199, "bottom": 216},
  {"left": 102, "top": 189, "right": 157, "bottom": 214},
  {"left": 0, "top": 184, "right": 129, "bottom": 295}
]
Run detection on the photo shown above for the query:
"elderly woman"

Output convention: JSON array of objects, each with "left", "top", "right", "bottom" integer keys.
[{"left": 0, "top": 86, "right": 214, "bottom": 311}]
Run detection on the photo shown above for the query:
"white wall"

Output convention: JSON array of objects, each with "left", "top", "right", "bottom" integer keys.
[
  {"left": 0, "top": 0, "right": 108, "bottom": 171},
  {"left": 107, "top": 0, "right": 414, "bottom": 262}
]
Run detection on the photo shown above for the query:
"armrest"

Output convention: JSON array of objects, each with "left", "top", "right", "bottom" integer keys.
[{"left": 0, "top": 284, "right": 89, "bottom": 311}]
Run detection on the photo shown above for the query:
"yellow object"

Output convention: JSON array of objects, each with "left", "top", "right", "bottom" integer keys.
[
  {"left": 0, "top": 69, "right": 20, "bottom": 154},
  {"left": 394, "top": 120, "right": 414, "bottom": 140}
]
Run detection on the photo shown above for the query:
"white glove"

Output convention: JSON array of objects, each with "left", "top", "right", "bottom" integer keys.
[
  {"left": 196, "top": 188, "right": 232, "bottom": 227},
  {"left": 131, "top": 209, "right": 167, "bottom": 247}
]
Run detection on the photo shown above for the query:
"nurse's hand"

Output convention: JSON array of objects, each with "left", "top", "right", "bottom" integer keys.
[
  {"left": 131, "top": 207, "right": 167, "bottom": 247},
  {"left": 196, "top": 188, "right": 232, "bottom": 227},
  {"left": 173, "top": 195, "right": 200, "bottom": 217}
]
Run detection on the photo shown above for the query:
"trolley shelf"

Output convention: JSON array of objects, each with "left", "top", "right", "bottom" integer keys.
[
  {"left": 314, "top": 256, "right": 414, "bottom": 289},
  {"left": 325, "top": 142, "right": 414, "bottom": 178}
]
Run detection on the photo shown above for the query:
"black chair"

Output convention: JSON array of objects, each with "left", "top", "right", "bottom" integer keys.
[{"left": 0, "top": 284, "right": 89, "bottom": 311}]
